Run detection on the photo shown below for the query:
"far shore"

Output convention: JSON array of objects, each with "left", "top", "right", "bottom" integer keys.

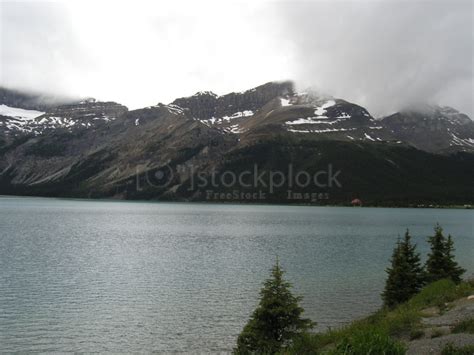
[{"left": 0, "top": 194, "right": 472, "bottom": 210}]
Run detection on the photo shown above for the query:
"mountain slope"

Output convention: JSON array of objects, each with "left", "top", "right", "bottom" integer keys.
[
  {"left": 382, "top": 105, "right": 474, "bottom": 154},
  {"left": 0, "top": 82, "right": 473, "bottom": 206},
  {"left": 2, "top": 136, "right": 473, "bottom": 206},
  {"left": 172, "top": 82, "right": 395, "bottom": 143}
]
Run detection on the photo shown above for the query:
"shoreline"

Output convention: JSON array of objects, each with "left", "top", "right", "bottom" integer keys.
[{"left": 0, "top": 194, "right": 472, "bottom": 210}]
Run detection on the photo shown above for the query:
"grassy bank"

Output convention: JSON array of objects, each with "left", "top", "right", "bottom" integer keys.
[{"left": 282, "top": 279, "right": 474, "bottom": 354}]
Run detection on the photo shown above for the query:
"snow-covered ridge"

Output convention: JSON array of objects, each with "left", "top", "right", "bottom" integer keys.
[
  {"left": 0, "top": 104, "right": 44, "bottom": 120},
  {"left": 281, "top": 97, "right": 391, "bottom": 142},
  {"left": 0, "top": 114, "right": 109, "bottom": 135},
  {"left": 193, "top": 91, "right": 218, "bottom": 98},
  {"left": 0, "top": 102, "right": 125, "bottom": 135}
]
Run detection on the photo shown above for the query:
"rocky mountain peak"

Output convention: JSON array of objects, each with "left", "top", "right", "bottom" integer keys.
[
  {"left": 382, "top": 104, "right": 474, "bottom": 153},
  {"left": 193, "top": 91, "right": 218, "bottom": 98},
  {"left": 170, "top": 81, "right": 295, "bottom": 120}
]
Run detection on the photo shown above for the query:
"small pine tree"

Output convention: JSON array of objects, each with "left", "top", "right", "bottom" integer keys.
[
  {"left": 382, "top": 239, "right": 406, "bottom": 308},
  {"left": 443, "top": 235, "right": 466, "bottom": 283},
  {"left": 425, "top": 224, "right": 448, "bottom": 281},
  {"left": 400, "top": 230, "right": 425, "bottom": 294},
  {"left": 426, "top": 224, "right": 465, "bottom": 283},
  {"left": 382, "top": 230, "right": 425, "bottom": 308},
  {"left": 234, "top": 260, "right": 314, "bottom": 354}
]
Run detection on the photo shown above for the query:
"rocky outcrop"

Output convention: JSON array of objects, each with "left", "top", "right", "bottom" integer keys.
[
  {"left": 171, "top": 81, "right": 294, "bottom": 120},
  {"left": 406, "top": 296, "right": 474, "bottom": 355},
  {"left": 39, "top": 100, "right": 129, "bottom": 130}
]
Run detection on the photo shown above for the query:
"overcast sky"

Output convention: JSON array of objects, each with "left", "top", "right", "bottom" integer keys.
[{"left": 0, "top": 0, "right": 472, "bottom": 117}]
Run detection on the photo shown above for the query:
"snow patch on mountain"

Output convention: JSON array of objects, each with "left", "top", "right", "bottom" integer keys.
[
  {"left": 166, "top": 104, "right": 185, "bottom": 115},
  {"left": 364, "top": 133, "right": 382, "bottom": 141},
  {"left": 286, "top": 118, "right": 344, "bottom": 125},
  {"left": 199, "top": 110, "right": 253, "bottom": 134},
  {"left": 222, "top": 110, "right": 253, "bottom": 121},
  {"left": 314, "top": 100, "right": 336, "bottom": 116},
  {"left": 450, "top": 133, "right": 474, "bottom": 147},
  {"left": 224, "top": 124, "right": 245, "bottom": 134},
  {"left": 280, "top": 98, "right": 291, "bottom": 107},
  {"left": 0, "top": 104, "right": 44, "bottom": 119},
  {"left": 288, "top": 127, "right": 356, "bottom": 134}
]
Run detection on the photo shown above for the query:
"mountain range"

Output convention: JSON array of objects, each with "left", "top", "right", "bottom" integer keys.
[{"left": 1, "top": 81, "right": 473, "bottom": 206}]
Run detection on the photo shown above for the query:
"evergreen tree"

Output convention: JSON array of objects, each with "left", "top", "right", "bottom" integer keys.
[
  {"left": 382, "top": 230, "right": 425, "bottom": 308},
  {"left": 382, "top": 239, "right": 406, "bottom": 308},
  {"left": 425, "top": 224, "right": 448, "bottom": 281},
  {"left": 400, "top": 230, "right": 425, "bottom": 294},
  {"left": 443, "top": 235, "right": 465, "bottom": 283},
  {"left": 425, "top": 224, "right": 465, "bottom": 283},
  {"left": 234, "top": 260, "right": 314, "bottom": 354}
]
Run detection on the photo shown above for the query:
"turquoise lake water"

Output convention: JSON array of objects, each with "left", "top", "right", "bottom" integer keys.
[{"left": 0, "top": 197, "right": 472, "bottom": 352}]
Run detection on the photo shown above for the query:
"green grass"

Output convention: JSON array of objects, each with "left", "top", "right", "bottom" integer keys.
[
  {"left": 325, "top": 327, "right": 406, "bottom": 355},
  {"left": 408, "top": 279, "right": 474, "bottom": 310},
  {"left": 281, "top": 279, "right": 474, "bottom": 355},
  {"left": 441, "top": 342, "right": 474, "bottom": 355},
  {"left": 452, "top": 318, "right": 474, "bottom": 334}
]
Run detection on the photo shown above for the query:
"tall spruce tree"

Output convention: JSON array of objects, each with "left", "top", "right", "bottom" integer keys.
[
  {"left": 234, "top": 260, "right": 314, "bottom": 354},
  {"left": 425, "top": 224, "right": 465, "bottom": 283},
  {"left": 382, "top": 230, "right": 425, "bottom": 308}
]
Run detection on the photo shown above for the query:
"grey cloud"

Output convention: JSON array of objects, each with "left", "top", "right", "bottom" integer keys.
[
  {"left": 0, "top": 1, "right": 92, "bottom": 96},
  {"left": 0, "top": 1, "right": 472, "bottom": 117},
  {"left": 276, "top": 0, "right": 473, "bottom": 117}
]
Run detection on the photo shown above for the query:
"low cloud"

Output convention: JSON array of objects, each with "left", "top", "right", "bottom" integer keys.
[
  {"left": 276, "top": 0, "right": 473, "bottom": 117},
  {"left": 0, "top": 0, "right": 472, "bottom": 117}
]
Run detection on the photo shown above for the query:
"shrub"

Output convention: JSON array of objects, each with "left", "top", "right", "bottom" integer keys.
[{"left": 327, "top": 326, "right": 406, "bottom": 355}]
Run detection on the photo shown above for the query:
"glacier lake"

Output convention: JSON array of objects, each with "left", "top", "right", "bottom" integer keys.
[{"left": 0, "top": 196, "right": 473, "bottom": 353}]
